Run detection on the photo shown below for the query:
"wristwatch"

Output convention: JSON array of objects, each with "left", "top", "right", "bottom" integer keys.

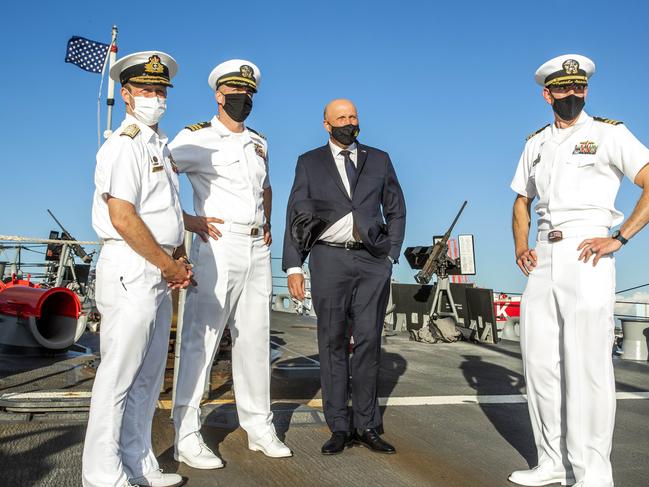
[{"left": 611, "top": 230, "right": 628, "bottom": 245}]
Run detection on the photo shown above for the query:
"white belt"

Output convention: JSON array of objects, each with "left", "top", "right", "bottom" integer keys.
[
  {"left": 537, "top": 226, "right": 608, "bottom": 242},
  {"left": 100, "top": 239, "right": 175, "bottom": 256},
  {"left": 219, "top": 221, "right": 263, "bottom": 236}
]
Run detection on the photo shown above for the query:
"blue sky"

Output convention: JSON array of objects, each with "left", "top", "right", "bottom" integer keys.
[{"left": 1, "top": 0, "right": 648, "bottom": 294}]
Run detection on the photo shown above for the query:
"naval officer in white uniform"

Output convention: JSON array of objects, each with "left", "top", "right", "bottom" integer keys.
[
  {"left": 510, "top": 54, "right": 649, "bottom": 487},
  {"left": 83, "top": 52, "right": 192, "bottom": 487},
  {"left": 169, "top": 59, "right": 291, "bottom": 469}
]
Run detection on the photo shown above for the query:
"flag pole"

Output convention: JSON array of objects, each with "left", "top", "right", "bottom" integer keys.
[{"left": 104, "top": 26, "right": 118, "bottom": 139}]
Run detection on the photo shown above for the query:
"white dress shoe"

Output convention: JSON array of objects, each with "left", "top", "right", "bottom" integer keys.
[
  {"left": 248, "top": 430, "right": 293, "bottom": 458},
  {"left": 129, "top": 469, "right": 183, "bottom": 487},
  {"left": 508, "top": 466, "right": 575, "bottom": 486},
  {"left": 175, "top": 432, "right": 224, "bottom": 470}
]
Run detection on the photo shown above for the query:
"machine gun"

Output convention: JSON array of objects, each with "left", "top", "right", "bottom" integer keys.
[
  {"left": 47, "top": 209, "right": 93, "bottom": 264},
  {"left": 403, "top": 201, "right": 469, "bottom": 340},
  {"left": 405, "top": 201, "right": 467, "bottom": 284}
]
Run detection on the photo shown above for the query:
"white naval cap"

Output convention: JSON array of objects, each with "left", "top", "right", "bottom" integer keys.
[
  {"left": 207, "top": 59, "right": 261, "bottom": 93},
  {"left": 110, "top": 50, "right": 178, "bottom": 87},
  {"left": 534, "top": 54, "right": 595, "bottom": 87}
]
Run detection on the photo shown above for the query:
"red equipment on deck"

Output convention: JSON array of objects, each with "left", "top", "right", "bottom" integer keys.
[{"left": 0, "top": 275, "right": 83, "bottom": 350}]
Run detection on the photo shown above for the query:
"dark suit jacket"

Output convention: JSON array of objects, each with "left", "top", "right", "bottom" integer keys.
[{"left": 282, "top": 142, "right": 406, "bottom": 271}]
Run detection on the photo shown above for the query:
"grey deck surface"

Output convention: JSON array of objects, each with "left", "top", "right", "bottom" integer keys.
[{"left": 0, "top": 311, "right": 648, "bottom": 486}]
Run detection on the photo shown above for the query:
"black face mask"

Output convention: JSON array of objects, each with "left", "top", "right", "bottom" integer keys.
[
  {"left": 552, "top": 94, "right": 585, "bottom": 121},
  {"left": 222, "top": 93, "right": 253, "bottom": 122},
  {"left": 330, "top": 124, "right": 360, "bottom": 146}
]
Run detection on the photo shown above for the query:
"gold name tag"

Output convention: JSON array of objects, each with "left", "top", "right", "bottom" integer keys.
[{"left": 152, "top": 165, "right": 164, "bottom": 173}]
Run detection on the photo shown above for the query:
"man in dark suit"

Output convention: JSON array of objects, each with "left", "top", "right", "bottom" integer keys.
[{"left": 283, "top": 99, "right": 406, "bottom": 455}]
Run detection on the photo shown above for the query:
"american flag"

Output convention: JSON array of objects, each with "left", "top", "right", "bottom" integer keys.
[{"left": 65, "top": 36, "right": 110, "bottom": 74}]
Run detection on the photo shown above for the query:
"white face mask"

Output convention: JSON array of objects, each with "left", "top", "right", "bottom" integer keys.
[{"left": 131, "top": 95, "right": 166, "bottom": 126}]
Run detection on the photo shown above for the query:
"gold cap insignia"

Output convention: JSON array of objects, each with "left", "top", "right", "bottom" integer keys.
[
  {"left": 144, "top": 55, "right": 165, "bottom": 74},
  {"left": 240, "top": 65, "right": 254, "bottom": 79},
  {"left": 562, "top": 59, "right": 579, "bottom": 75}
]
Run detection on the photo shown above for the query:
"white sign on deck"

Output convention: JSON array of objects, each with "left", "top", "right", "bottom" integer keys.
[{"left": 458, "top": 234, "right": 476, "bottom": 275}]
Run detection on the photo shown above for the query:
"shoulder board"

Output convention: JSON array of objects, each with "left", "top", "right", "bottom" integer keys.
[
  {"left": 247, "top": 127, "right": 266, "bottom": 140},
  {"left": 185, "top": 121, "right": 212, "bottom": 132},
  {"left": 593, "top": 116, "right": 623, "bottom": 126},
  {"left": 526, "top": 124, "right": 550, "bottom": 141},
  {"left": 120, "top": 124, "right": 140, "bottom": 139}
]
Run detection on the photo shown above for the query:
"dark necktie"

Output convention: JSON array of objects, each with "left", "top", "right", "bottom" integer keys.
[
  {"left": 340, "top": 149, "right": 357, "bottom": 195},
  {"left": 340, "top": 149, "right": 361, "bottom": 241}
]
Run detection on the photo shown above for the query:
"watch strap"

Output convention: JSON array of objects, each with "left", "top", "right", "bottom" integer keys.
[{"left": 612, "top": 230, "right": 628, "bottom": 245}]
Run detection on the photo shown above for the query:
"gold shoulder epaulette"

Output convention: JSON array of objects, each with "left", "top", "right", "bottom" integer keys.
[
  {"left": 185, "top": 121, "right": 211, "bottom": 132},
  {"left": 526, "top": 124, "right": 550, "bottom": 141},
  {"left": 593, "top": 116, "right": 623, "bottom": 126},
  {"left": 247, "top": 126, "right": 266, "bottom": 140},
  {"left": 120, "top": 124, "right": 140, "bottom": 139}
]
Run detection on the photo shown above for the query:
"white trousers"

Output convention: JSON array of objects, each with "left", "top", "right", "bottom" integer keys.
[
  {"left": 82, "top": 244, "right": 172, "bottom": 487},
  {"left": 173, "top": 231, "right": 273, "bottom": 443},
  {"left": 521, "top": 231, "right": 616, "bottom": 487}
]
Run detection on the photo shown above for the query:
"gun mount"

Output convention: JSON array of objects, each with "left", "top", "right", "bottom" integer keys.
[
  {"left": 402, "top": 202, "right": 469, "bottom": 340},
  {"left": 47, "top": 209, "right": 93, "bottom": 264}
]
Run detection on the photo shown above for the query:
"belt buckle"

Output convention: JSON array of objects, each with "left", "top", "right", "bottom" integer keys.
[
  {"left": 250, "top": 228, "right": 259, "bottom": 236},
  {"left": 548, "top": 230, "right": 563, "bottom": 242},
  {"left": 344, "top": 241, "right": 354, "bottom": 250}
]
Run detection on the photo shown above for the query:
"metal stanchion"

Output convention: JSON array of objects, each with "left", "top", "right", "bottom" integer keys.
[
  {"left": 170, "top": 231, "right": 193, "bottom": 417},
  {"left": 54, "top": 244, "right": 70, "bottom": 288}
]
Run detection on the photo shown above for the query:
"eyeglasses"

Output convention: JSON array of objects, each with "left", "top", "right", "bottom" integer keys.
[{"left": 548, "top": 84, "right": 587, "bottom": 94}]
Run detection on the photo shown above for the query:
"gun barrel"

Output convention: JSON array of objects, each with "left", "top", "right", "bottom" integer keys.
[
  {"left": 445, "top": 200, "right": 468, "bottom": 239},
  {"left": 47, "top": 209, "right": 69, "bottom": 234}
]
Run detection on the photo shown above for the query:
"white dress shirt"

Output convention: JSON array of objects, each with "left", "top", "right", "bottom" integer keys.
[{"left": 287, "top": 140, "right": 357, "bottom": 276}]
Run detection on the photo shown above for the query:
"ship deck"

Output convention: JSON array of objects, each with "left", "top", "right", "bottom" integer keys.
[{"left": 1, "top": 311, "right": 648, "bottom": 486}]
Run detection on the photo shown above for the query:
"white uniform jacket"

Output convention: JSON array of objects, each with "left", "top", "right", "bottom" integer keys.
[
  {"left": 92, "top": 114, "right": 184, "bottom": 247},
  {"left": 168, "top": 116, "right": 270, "bottom": 227},
  {"left": 511, "top": 111, "right": 649, "bottom": 230}
]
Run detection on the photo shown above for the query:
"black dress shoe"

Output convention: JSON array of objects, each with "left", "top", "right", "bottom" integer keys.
[
  {"left": 321, "top": 432, "right": 352, "bottom": 455},
  {"left": 354, "top": 428, "right": 396, "bottom": 454}
]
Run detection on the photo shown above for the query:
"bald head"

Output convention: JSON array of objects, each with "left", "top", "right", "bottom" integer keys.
[
  {"left": 323, "top": 99, "right": 359, "bottom": 147},
  {"left": 323, "top": 99, "right": 357, "bottom": 122}
]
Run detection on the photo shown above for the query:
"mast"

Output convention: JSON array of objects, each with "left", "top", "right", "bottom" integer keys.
[{"left": 104, "top": 26, "right": 118, "bottom": 139}]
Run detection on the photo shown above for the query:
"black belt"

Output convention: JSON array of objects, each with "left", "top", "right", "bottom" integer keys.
[{"left": 316, "top": 240, "right": 366, "bottom": 250}]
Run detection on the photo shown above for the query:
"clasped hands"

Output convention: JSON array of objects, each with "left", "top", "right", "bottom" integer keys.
[{"left": 162, "top": 257, "right": 194, "bottom": 289}]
